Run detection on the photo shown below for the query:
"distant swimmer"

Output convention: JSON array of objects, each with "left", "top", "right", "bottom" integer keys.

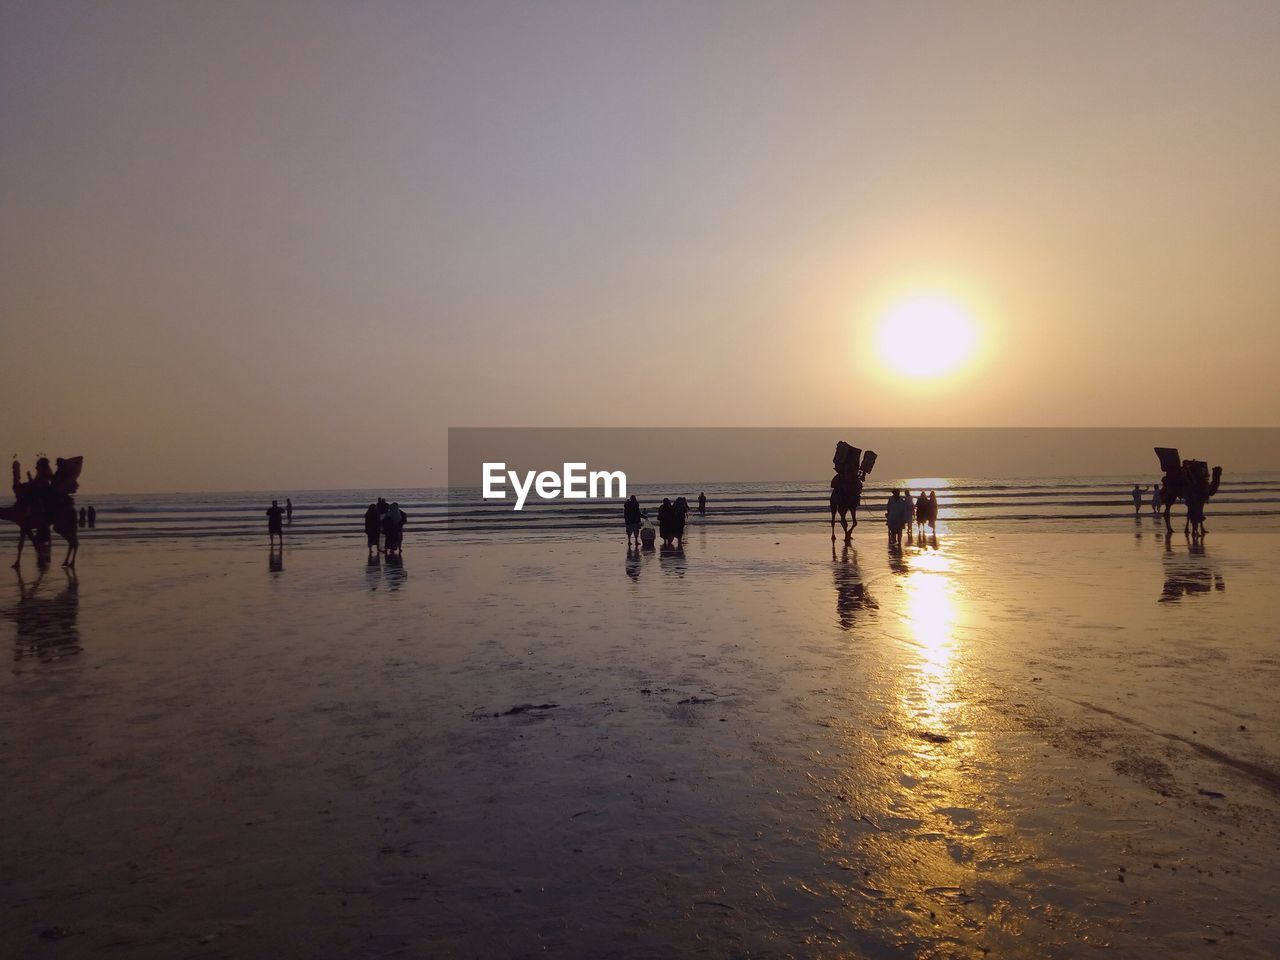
[
  {"left": 697, "top": 492, "right": 706, "bottom": 514},
  {"left": 623, "top": 495, "right": 644, "bottom": 548},
  {"left": 1131, "top": 484, "right": 1145, "bottom": 516},
  {"left": 364, "top": 502, "right": 381, "bottom": 557},
  {"left": 286, "top": 497, "right": 294, "bottom": 524},
  {"left": 266, "top": 499, "right": 286, "bottom": 546}
]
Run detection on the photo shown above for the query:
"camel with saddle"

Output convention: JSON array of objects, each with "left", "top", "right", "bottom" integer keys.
[
  {"left": 1, "top": 456, "right": 83, "bottom": 568},
  {"left": 830, "top": 441, "right": 877, "bottom": 540}
]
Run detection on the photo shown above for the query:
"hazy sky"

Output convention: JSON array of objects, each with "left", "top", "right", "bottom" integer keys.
[{"left": 3, "top": 1, "right": 1278, "bottom": 492}]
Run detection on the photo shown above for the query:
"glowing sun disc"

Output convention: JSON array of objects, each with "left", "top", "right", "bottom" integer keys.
[{"left": 876, "top": 295, "right": 977, "bottom": 378}]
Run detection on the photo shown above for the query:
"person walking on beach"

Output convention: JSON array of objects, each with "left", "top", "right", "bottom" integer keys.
[
  {"left": 86, "top": 505, "right": 96, "bottom": 528},
  {"left": 657, "top": 498, "right": 675, "bottom": 547},
  {"left": 697, "top": 492, "right": 706, "bottom": 514},
  {"left": 915, "top": 490, "right": 929, "bottom": 529},
  {"left": 927, "top": 490, "right": 938, "bottom": 529},
  {"left": 78, "top": 507, "right": 86, "bottom": 528},
  {"left": 1151, "top": 484, "right": 1163, "bottom": 516},
  {"left": 382, "top": 501, "right": 408, "bottom": 556},
  {"left": 673, "top": 497, "right": 690, "bottom": 548},
  {"left": 266, "top": 499, "right": 286, "bottom": 546},
  {"left": 286, "top": 497, "right": 294, "bottom": 524},
  {"left": 1131, "top": 484, "right": 1145, "bottom": 516},
  {"left": 364, "top": 502, "right": 382, "bottom": 557},
  {"left": 885, "top": 489, "right": 908, "bottom": 546},
  {"left": 624, "top": 495, "right": 644, "bottom": 548},
  {"left": 903, "top": 490, "right": 916, "bottom": 535}
]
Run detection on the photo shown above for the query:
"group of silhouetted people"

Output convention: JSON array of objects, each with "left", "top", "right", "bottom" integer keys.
[
  {"left": 625, "top": 493, "right": 704, "bottom": 549},
  {"left": 885, "top": 489, "right": 938, "bottom": 545},
  {"left": 364, "top": 498, "right": 408, "bottom": 558},
  {"left": 76, "top": 506, "right": 96, "bottom": 528}
]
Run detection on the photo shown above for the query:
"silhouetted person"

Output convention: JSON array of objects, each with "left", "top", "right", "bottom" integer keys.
[
  {"left": 915, "top": 490, "right": 929, "bottom": 527},
  {"left": 903, "top": 490, "right": 915, "bottom": 535},
  {"left": 697, "top": 492, "right": 706, "bottom": 514},
  {"left": 927, "top": 491, "right": 938, "bottom": 529},
  {"left": 657, "top": 498, "right": 675, "bottom": 547},
  {"left": 364, "top": 502, "right": 381, "bottom": 557},
  {"left": 1185, "top": 488, "right": 1208, "bottom": 540},
  {"left": 1151, "top": 484, "right": 1162, "bottom": 515},
  {"left": 87, "top": 505, "right": 96, "bottom": 528},
  {"left": 286, "top": 497, "right": 294, "bottom": 524},
  {"left": 78, "top": 507, "right": 86, "bottom": 528},
  {"left": 673, "top": 496, "right": 689, "bottom": 547},
  {"left": 623, "top": 495, "right": 644, "bottom": 548},
  {"left": 266, "top": 499, "right": 286, "bottom": 546},
  {"left": 885, "top": 489, "right": 908, "bottom": 546},
  {"left": 1131, "top": 484, "right": 1144, "bottom": 516},
  {"left": 383, "top": 501, "right": 408, "bottom": 556}
]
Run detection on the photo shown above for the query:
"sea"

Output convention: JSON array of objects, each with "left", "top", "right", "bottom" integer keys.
[{"left": 75, "top": 474, "right": 1280, "bottom": 542}]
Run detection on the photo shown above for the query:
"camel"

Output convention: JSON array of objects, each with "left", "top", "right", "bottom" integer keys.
[
  {"left": 829, "top": 442, "right": 877, "bottom": 540},
  {"left": 1155, "top": 448, "right": 1222, "bottom": 534},
  {"left": 1, "top": 500, "right": 79, "bottom": 568},
  {"left": 830, "top": 478, "right": 861, "bottom": 540},
  {"left": 4, "top": 456, "right": 83, "bottom": 568}
]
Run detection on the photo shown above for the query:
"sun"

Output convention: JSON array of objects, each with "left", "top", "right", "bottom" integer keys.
[{"left": 876, "top": 293, "right": 977, "bottom": 378}]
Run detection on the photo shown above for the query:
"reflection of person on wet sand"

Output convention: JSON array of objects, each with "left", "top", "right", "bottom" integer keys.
[
  {"left": 268, "top": 547, "right": 284, "bottom": 573},
  {"left": 625, "top": 546, "right": 640, "bottom": 581},
  {"left": 6, "top": 566, "right": 81, "bottom": 665},
  {"left": 1159, "top": 539, "right": 1225, "bottom": 602},
  {"left": 832, "top": 542, "right": 877, "bottom": 630}
]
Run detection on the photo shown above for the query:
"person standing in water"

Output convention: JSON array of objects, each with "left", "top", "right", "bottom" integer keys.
[
  {"left": 885, "top": 490, "right": 907, "bottom": 546},
  {"left": 1131, "top": 484, "right": 1145, "bottom": 516},
  {"left": 266, "top": 499, "right": 286, "bottom": 546},
  {"left": 286, "top": 497, "right": 294, "bottom": 524},
  {"left": 697, "top": 492, "right": 706, "bottom": 514},
  {"left": 364, "top": 502, "right": 382, "bottom": 557},
  {"left": 623, "top": 495, "right": 644, "bottom": 548},
  {"left": 87, "top": 505, "right": 96, "bottom": 528}
]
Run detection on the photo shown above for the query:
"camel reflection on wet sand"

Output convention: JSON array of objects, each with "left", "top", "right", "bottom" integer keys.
[
  {"left": 1160, "top": 537, "right": 1226, "bottom": 603},
  {"left": 832, "top": 541, "right": 877, "bottom": 629},
  {"left": 4, "top": 567, "right": 81, "bottom": 666}
]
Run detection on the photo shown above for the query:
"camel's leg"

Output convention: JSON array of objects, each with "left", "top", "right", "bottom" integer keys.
[
  {"left": 1163, "top": 502, "right": 1173, "bottom": 531},
  {"left": 12, "top": 529, "right": 25, "bottom": 569},
  {"left": 831, "top": 505, "right": 837, "bottom": 540},
  {"left": 850, "top": 505, "right": 858, "bottom": 529}
]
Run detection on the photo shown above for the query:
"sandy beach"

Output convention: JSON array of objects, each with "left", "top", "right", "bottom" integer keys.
[{"left": 3, "top": 523, "right": 1277, "bottom": 958}]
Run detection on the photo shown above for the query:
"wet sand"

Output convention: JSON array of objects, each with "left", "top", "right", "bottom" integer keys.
[{"left": 2, "top": 525, "right": 1278, "bottom": 958}]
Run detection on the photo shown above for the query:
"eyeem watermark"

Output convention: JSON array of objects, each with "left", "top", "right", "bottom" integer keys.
[{"left": 482, "top": 462, "right": 627, "bottom": 510}]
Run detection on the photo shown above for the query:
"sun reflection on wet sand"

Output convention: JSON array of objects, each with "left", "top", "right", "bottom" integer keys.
[{"left": 893, "top": 551, "right": 961, "bottom": 730}]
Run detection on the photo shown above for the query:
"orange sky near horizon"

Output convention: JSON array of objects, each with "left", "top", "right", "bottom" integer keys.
[{"left": 2, "top": 2, "right": 1278, "bottom": 492}]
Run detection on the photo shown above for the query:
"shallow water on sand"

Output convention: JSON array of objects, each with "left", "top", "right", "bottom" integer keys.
[{"left": 2, "top": 526, "right": 1278, "bottom": 958}]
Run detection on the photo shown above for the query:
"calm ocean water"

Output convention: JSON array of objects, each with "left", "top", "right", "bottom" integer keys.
[{"left": 75, "top": 474, "right": 1280, "bottom": 542}]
